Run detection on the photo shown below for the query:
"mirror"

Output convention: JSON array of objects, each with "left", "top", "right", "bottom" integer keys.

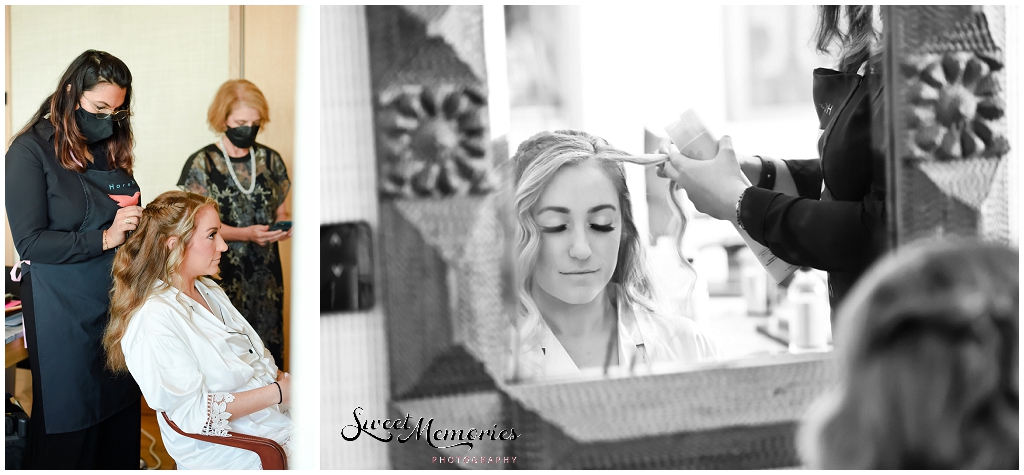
[
  {"left": 503, "top": 5, "right": 844, "bottom": 380},
  {"left": 327, "top": 5, "right": 1014, "bottom": 469}
]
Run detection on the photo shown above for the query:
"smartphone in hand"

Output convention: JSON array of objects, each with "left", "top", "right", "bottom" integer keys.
[{"left": 269, "top": 221, "right": 292, "bottom": 232}]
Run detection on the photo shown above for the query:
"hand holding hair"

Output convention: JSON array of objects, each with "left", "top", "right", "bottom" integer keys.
[
  {"left": 659, "top": 135, "right": 749, "bottom": 222},
  {"left": 107, "top": 205, "right": 144, "bottom": 247}
]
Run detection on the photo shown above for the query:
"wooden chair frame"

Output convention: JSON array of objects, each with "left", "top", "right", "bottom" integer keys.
[{"left": 160, "top": 412, "right": 287, "bottom": 470}]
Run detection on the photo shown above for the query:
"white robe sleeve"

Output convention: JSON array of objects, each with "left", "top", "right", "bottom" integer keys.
[{"left": 125, "top": 332, "right": 234, "bottom": 436}]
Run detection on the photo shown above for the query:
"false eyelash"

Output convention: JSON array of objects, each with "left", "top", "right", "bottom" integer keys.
[{"left": 539, "top": 224, "right": 616, "bottom": 233}]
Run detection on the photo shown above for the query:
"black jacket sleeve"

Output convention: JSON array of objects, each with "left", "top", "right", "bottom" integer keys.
[
  {"left": 781, "top": 158, "right": 823, "bottom": 200},
  {"left": 5, "top": 139, "right": 103, "bottom": 264},
  {"left": 738, "top": 79, "right": 887, "bottom": 274},
  {"left": 739, "top": 186, "right": 886, "bottom": 273}
]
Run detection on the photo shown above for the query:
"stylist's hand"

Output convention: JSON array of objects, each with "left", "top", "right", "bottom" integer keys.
[
  {"left": 248, "top": 225, "right": 287, "bottom": 247},
  {"left": 276, "top": 370, "right": 291, "bottom": 405},
  {"left": 658, "top": 136, "right": 749, "bottom": 222},
  {"left": 107, "top": 206, "right": 144, "bottom": 247}
]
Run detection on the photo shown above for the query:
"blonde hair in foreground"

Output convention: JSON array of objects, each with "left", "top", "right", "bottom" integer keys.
[
  {"left": 104, "top": 191, "right": 219, "bottom": 372},
  {"left": 799, "top": 239, "right": 1018, "bottom": 469}
]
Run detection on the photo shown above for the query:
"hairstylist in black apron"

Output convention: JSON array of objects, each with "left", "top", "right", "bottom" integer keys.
[
  {"left": 5, "top": 50, "right": 143, "bottom": 469},
  {"left": 658, "top": 6, "right": 888, "bottom": 322}
]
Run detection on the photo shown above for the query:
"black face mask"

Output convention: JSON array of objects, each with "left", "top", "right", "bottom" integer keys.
[
  {"left": 75, "top": 108, "right": 115, "bottom": 144},
  {"left": 225, "top": 124, "right": 259, "bottom": 149}
]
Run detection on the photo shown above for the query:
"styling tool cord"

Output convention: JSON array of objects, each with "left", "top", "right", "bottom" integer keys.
[{"left": 141, "top": 428, "right": 163, "bottom": 470}]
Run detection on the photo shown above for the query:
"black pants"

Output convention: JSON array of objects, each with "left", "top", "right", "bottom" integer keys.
[{"left": 21, "top": 271, "right": 141, "bottom": 470}]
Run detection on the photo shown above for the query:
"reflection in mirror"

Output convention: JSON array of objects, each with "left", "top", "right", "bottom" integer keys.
[
  {"left": 507, "top": 130, "right": 717, "bottom": 382},
  {"left": 503, "top": 5, "right": 861, "bottom": 379}
]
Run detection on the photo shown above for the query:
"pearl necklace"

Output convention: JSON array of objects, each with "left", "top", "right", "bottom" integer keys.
[{"left": 219, "top": 137, "right": 256, "bottom": 195}]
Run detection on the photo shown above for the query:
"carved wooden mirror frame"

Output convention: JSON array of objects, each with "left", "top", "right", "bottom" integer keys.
[{"left": 357, "top": 5, "right": 1012, "bottom": 469}]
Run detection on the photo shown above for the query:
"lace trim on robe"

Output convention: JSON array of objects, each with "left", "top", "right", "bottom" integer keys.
[{"left": 201, "top": 392, "right": 235, "bottom": 437}]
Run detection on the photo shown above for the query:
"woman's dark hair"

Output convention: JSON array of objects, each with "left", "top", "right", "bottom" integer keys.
[
  {"left": 15, "top": 50, "right": 135, "bottom": 174},
  {"left": 813, "top": 5, "right": 882, "bottom": 74}
]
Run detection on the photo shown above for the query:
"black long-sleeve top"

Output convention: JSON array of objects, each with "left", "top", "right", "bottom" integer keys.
[
  {"left": 738, "top": 69, "right": 888, "bottom": 312},
  {"left": 6, "top": 117, "right": 142, "bottom": 434},
  {"left": 6, "top": 120, "right": 111, "bottom": 263}
]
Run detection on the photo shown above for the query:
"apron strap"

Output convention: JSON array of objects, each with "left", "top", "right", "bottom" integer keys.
[
  {"left": 10, "top": 260, "right": 29, "bottom": 349},
  {"left": 10, "top": 260, "right": 30, "bottom": 282}
]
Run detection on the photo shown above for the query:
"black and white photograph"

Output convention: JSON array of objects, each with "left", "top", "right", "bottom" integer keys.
[{"left": 320, "top": 4, "right": 1019, "bottom": 471}]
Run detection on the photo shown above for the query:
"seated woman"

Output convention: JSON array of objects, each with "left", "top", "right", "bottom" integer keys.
[
  {"left": 510, "top": 130, "right": 717, "bottom": 381},
  {"left": 103, "top": 190, "right": 292, "bottom": 469},
  {"left": 799, "top": 239, "right": 1017, "bottom": 469}
]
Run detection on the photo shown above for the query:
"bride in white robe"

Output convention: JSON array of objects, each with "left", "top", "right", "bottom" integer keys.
[
  {"left": 103, "top": 191, "right": 292, "bottom": 469},
  {"left": 123, "top": 278, "right": 291, "bottom": 469}
]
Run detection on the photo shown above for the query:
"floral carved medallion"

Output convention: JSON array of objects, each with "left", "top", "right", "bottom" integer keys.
[
  {"left": 902, "top": 52, "right": 1009, "bottom": 161},
  {"left": 377, "top": 84, "right": 493, "bottom": 198}
]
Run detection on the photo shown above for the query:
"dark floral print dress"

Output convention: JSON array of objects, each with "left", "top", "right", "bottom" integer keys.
[{"left": 177, "top": 143, "right": 290, "bottom": 366}]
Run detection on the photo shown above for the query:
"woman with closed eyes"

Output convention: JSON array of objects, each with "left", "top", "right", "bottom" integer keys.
[{"left": 509, "top": 130, "right": 717, "bottom": 382}]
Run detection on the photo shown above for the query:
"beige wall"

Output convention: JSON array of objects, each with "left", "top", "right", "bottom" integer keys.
[
  {"left": 8, "top": 6, "right": 232, "bottom": 204},
  {"left": 243, "top": 5, "right": 299, "bottom": 369},
  {"left": 5, "top": 6, "right": 231, "bottom": 267}
]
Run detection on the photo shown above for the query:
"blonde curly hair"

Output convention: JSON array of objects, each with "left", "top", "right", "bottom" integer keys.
[
  {"left": 103, "top": 191, "right": 219, "bottom": 372},
  {"left": 800, "top": 239, "right": 1018, "bottom": 469},
  {"left": 507, "top": 130, "right": 695, "bottom": 379}
]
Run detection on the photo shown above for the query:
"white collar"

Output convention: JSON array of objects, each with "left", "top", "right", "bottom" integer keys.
[
  {"left": 536, "top": 284, "right": 650, "bottom": 377},
  {"left": 157, "top": 279, "right": 240, "bottom": 331}
]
